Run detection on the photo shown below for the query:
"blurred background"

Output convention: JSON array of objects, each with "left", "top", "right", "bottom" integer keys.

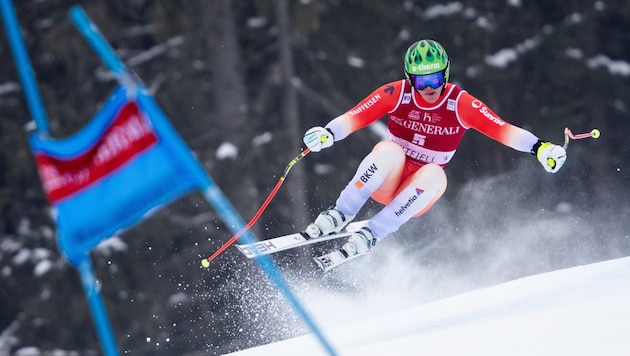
[{"left": 1, "top": 1, "right": 628, "bottom": 355}]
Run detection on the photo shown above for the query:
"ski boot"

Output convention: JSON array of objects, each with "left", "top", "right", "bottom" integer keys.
[
  {"left": 304, "top": 207, "right": 355, "bottom": 238},
  {"left": 341, "top": 226, "right": 377, "bottom": 256}
]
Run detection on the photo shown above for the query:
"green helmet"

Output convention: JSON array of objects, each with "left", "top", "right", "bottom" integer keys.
[{"left": 404, "top": 40, "right": 450, "bottom": 82}]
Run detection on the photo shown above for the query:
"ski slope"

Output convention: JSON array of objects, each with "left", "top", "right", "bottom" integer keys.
[{"left": 229, "top": 256, "right": 630, "bottom": 356}]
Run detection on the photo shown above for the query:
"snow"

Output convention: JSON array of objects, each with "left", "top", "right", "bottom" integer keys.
[
  {"left": 0, "top": 82, "right": 20, "bottom": 95},
  {"left": 12, "top": 249, "right": 30, "bottom": 266},
  {"left": 125, "top": 36, "right": 184, "bottom": 68},
  {"left": 93, "top": 236, "right": 128, "bottom": 256},
  {"left": 216, "top": 141, "right": 239, "bottom": 160},
  {"left": 168, "top": 291, "right": 189, "bottom": 305},
  {"left": 423, "top": 3, "right": 464, "bottom": 19},
  {"left": 485, "top": 37, "right": 540, "bottom": 68},
  {"left": 587, "top": 55, "right": 630, "bottom": 77},
  {"left": 246, "top": 17, "right": 267, "bottom": 29},
  {"left": 252, "top": 131, "right": 273, "bottom": 147},
  {"left": 229, "top": 256, "right": 630, "bottom": 356},
  {"left": 346, "top": 55, "right": 365, "bottom": 69},
  {"left": 33, "top": 259, "right": 52, "bottom": 277}
]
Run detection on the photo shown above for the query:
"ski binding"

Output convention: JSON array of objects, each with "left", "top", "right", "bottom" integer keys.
[{"left": 313, "top": 249, "right": 370, "bottom": 272}]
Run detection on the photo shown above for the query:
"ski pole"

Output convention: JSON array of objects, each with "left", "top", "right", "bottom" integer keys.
[
  {"left": 201, "top": 148, "right": 311, "bottom": 267},
  {"left": 563, "top": 127, "right": 600, "bottom": 149}
]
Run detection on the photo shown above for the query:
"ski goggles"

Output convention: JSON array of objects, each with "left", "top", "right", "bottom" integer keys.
[{"left": 407, "top": 71, "right": 446, "bottom": 90}]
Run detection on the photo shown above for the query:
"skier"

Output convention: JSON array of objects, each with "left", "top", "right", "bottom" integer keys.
[{"left": 302, "top": 39, "right": 567, "bottom": 258}]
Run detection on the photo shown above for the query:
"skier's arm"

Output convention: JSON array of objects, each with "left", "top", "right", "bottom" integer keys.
[
  {"left": 456, "top": 92, "right": 539, "bottom": 152},
  {"left": 456, "top": 92, "right": 566, "bottom": 173},
  {"left": 304, "top": 82, "right": 401, "bottom": 152},
  {"left": 325, "top": 82, "right": 401, "bottom": 140}
]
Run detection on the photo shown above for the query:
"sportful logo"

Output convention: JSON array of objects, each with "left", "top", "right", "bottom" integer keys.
[
  {"left": 412, "top": 63, "right": 441, "bottom": 72},
  {"left": 471, "top": 100, "right": 505, "bottom": 126},
  {"left": 354, "top": 163, "right": 378, "bottom": 188},
  {"left": 394, "top": 188, "right": 425, "bottom": 217}
]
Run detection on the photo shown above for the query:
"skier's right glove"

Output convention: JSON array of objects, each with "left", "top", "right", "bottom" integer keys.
[
  {"left": 532, "top": 140, "right": 566, "bottom": 173},
  {"left": 303, "top": 126, "right": 334, "bottom": 152}
]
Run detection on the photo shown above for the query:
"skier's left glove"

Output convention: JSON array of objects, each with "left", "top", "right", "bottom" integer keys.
[
  {"left": 303, "top": 126, "right": 334, "bottom": 152},
  {"left": 532, "top": 140, "right": 566, "bottom": 173}
]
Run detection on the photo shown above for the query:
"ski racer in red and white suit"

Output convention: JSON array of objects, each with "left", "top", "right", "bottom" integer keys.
[{"left": 303, "top": 39, "right": 567, "bottom": 257}]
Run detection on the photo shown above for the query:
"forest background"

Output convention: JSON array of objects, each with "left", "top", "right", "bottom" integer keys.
[{"left": 1, "top": 1, "right": 629, "bottom": 355}]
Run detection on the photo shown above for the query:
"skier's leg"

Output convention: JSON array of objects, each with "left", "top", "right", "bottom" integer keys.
[
  {"left": 346, "top": 163, "right": 446, "bottom": 252},
  {"left": 306, "top": 141, "right": 405, "bottom": 237},
  {"left": 335, "top": 141, "right": 406, "bottom": 214}
]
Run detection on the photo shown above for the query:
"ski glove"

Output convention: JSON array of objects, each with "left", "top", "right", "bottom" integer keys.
[
  {"left": 303, "top": 126, "right": 334, "bottom": 152},
  {"left": 533, "top": 141, "right": 567, "bottom": 173}
]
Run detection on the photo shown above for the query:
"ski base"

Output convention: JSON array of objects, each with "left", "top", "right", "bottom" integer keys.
[
  {"left": 313, "top": 249, "right": 370, "bottom": 272},
  {"left": 235, "top": 220, "right": 368, "bottom": 258}
]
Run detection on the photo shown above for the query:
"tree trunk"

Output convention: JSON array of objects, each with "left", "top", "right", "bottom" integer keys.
[
  {"left": 202, "top": 0, "right": 258, "bottom": 224},
  {"left": 275, "top": 0, "right": 310, "bottom": 229}
]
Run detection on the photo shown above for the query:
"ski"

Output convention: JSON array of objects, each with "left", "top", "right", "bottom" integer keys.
[
  {"left": 313, "top": 249, "right": 370, "bottom": 272},
  {"left": 235, "top": 220, "right": 368, "bottom": 258}
]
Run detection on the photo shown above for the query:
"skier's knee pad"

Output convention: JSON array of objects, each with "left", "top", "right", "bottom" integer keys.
[
  {"left": 412, "top": 163, "right": 447, "bottom": 192},
  {"left": 371, "top": 141, "right": 406, "bottom": 172},
  {"left": 408, "top": 164, "right": 447, "bottom": 217}
]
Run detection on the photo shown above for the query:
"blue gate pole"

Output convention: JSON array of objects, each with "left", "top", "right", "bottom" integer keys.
[
  {"left": 68, "top": 5, "right": 128, "bottom": 81},
  {"left": 0, "top": 0, "right": 49, "bottom": 133},
  {"left": 77, "top": 256, "right": 120, "bottom": 356}
]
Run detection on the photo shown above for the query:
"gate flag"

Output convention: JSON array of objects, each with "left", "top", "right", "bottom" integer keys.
[{"left": 29, "top": 85, "right": 204, "bottom": 266}]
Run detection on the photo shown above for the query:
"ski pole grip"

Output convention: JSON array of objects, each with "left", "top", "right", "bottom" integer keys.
[{"left": 563, "top": 127, "right": 600, "bottom": 149}]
